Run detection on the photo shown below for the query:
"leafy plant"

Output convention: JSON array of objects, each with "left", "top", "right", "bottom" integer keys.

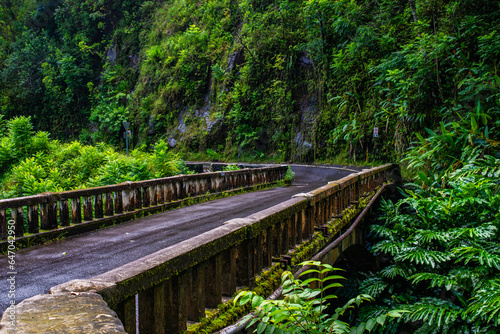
[
  {"left": 284, "top": 166, "right": 295, "bottom": 185},
  {"left": 223, "top": 164, "right": 239, "bottom": 171},
  {"left": 235, "top": 261, "right": 402, "bottom": 333}
]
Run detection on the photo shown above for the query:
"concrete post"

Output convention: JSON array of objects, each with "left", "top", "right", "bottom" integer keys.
[
  {"left": 157, "top": 185, "right": 164, "bottom": 204},
  {"left": 153, "top": 275, "right": 187, "bottom": 334},
  {"left": 117, "top": 296, "right": 136, "bottom": 334},
  {"left": 94, "top": 194, "right": 103, "bottom": 219},
  {"left": 105, "top": 193, "right": 114, "bottom": 216},
  {"left": 28, "top": 204, "right": 39, "bottom": 233},
  {"left": 0, "top": 209, "right": 6, "bottom": 239},
  {"left": 114, "top": 191, "right": 123, "bottom": 214},
  {"left": 281, "top": 218, "right": 289, "bottom": 254},
  {"left": 186, "top": 265, "right": 206, "bottom": 321},
  {"left": 205, "top": 254, "right": 223, "bottom": 308},
  {"left": 290, "top": 214, "right": 297, "bottom": 247},
  {"left": 222, "top": 247, "right": 237, "bottom": 296},
  {"left": 83, "top": 196, "right": 93, "bottom": 221},
  {"left": 122, "top": 190, "right": 130, "bottom": 212},
  {"left": 150, "top": 186, "right": 157, "bottom": 206},
  {"left": 133, "top": 188, "right": 141, "bottom": 209},
  {"left": 71, "top": 198, "right": 82, "bottom": 224},
  {"left": 272, "top": 223, "right": 281, "bottom": 259},
  {"left": 263, "top": 228, "right": 272, "bottom": 267},
  {"left": 12, "top": 207, "right": 24, "bottom": 237},
  {"left": 142, "top": 187, "right": 150, "bottom": 207},
  {"left": 59, "top": 199, "right": 70, "bottom": 226},
  {"left": 237, "top": 239, "right": 254, "bottom": 286},
  {"left": 254, "top": 234, "right": 264, "bottom": 275},
  {"left": 138, "top": 288, "right": 155, "bottom": 333}
]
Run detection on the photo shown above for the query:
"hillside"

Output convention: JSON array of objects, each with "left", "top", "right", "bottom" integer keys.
[{"left": 1, "top": 0, "right": 499, "bottom": 164}]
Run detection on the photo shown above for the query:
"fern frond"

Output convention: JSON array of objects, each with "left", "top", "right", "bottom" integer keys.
[
  {"left": 359, "top": 276, "right": 388, "bottom": 298},
  {"left": 380, "top": 263, "right": 415, "bottom": 279},
  {"left": 450, "top": 224, "right": 497, "bottom": 240},
  {"left": 370, "top": 224, "right": 398, "bottom": 239},
  {"left": 409, "top": 272, "right": 458, "bottom": 291},
  {"left": 405, "top": 298, "right": 462, "bottom": 328},
  {"left": 414, "top": 229, "right": 451, "bottom": 244},
  {"left": 371, "top": 240, "right": 404, "bottom": 256},
  {"left": 395, "top": 247, "right": 451, "bottom": 268},
  {"left": 452, "top": 246, "right": 500, "bottom": 270},
  {"left": 465, "top": 279, "right": 500, "bottom": 326}
]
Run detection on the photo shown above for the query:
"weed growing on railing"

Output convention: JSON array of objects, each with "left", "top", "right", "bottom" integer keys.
[
  {"left": 284, "top": 166, "right": 295, "bottom": 185},
  {"left": 223, "top": 164, "right": 240, "bottom": 171}
]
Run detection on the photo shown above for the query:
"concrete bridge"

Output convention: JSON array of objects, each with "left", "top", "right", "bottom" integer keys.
[{"left": 0, "top": 163, "right": 400, "bottom": 333}]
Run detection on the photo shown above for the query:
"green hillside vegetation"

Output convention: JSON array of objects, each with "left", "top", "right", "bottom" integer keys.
[
  {"left": 0, "top": 116, "right": 184, "bottom": 198},
  {"left": 1, "top": 0, "right": 499, "bottom": 163}
]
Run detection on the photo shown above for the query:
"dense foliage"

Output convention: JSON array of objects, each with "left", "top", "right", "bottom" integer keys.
[
  {"left": 0, "top": 116, "right": 185, "bottom": 198},
  {"left": 1, "top": 0, "right": 499, "bottom": 162},
  {"left": 353, "top": 96, "right": 500, "bottom": 331}
]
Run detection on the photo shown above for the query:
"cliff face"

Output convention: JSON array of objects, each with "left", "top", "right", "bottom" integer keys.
[{"left": 1, "top": 0, "right": 499, "bottom": 163}]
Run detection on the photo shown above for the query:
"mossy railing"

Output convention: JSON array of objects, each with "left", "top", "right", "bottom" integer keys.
[
  {"left": 0, "top": 164, "right": 400, "bottom": 333},
  {"left": 0, "top": 166, "right": 287, "bottom": 245}
]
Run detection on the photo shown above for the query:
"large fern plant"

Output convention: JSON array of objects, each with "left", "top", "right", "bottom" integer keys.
[{"left": 357, "top": 110, "right": 500, "bottom": 332}]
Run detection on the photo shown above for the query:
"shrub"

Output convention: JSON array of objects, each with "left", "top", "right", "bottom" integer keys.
[{"left": 235, "top": 261, "right": 402, "bottom": 334}]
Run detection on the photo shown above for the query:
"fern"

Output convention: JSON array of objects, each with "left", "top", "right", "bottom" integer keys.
[
  {"left": 371, "top": 240, "right": 404, "bottom": 256},
  {"left": 370, "top": 224, "right": 397, "bottom": 239},
  {"left": 409, "top": 272, "right": 458, "bottom": 291},
  {"left": 359, "top": 276, "right": 388, "bottom": 298},
  {"left": 449, "top": 224, "right": 497, "bottom": 240},
  {"left": 452, "top": 246, "right": 500, "bottom": 270},
  {"left": 394, "top": 247, "right": 451, "bottom": 268},
  {"left": 380, "top": 263, "right": 414, "bottom": 280},
  {"left": 413, "top": 229, "right": 451, "bottom": 244},
  {"left": 465, "top": 279, "right": 500, "bottom": 326},
  {"left": 404, "top": 298, "right": 462, "bottom": 328}
]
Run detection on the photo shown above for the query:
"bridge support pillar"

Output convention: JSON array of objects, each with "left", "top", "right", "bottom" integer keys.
[
  {"left": 237, "top": 238, "right": 255, "bottom": 286},
  {"left": 205, "top": 254, "right": 222, "bottom": 308},
  {"left": 222, "top": 247, "right": 237, "bottom": 296},
  {"left": 187, "top": 265, "right": 206, "bottom": 321},
  {"left": 157, "top": 274, "right": 187, "bottom": 334}
]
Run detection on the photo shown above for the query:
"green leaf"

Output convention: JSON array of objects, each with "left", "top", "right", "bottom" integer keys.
[
  {"left": 376, "top": 314, "right": 386, "bottom": 325},
  {"left": 471, "top": 116, "right": 478, "bottom": 133},
  {"left": 366, "top": 318, "right": 376, "bottom": 331},
  {"left": 257, "top": 322, "right": 267, "bottom": 334}
]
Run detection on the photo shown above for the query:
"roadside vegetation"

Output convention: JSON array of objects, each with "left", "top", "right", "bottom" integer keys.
[
  {"left": 0, "top": 116, "right": 185, "bottom": 198},
  {"left": 352, "top": 102, "right": 500, "bottom": 332}
]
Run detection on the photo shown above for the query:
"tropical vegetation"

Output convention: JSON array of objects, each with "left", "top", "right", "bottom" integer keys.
[
  {"left": 235, "top": 261, "right": 403, "bottom": 333},
  {"left": 0, "top": 116, "right": 184, "bottom": 198},
  {"left": 1, "top": 0, "right": 498, "bottom": 163}
]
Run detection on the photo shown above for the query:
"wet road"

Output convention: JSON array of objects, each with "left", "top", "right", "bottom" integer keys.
[{"left": 0, "top": 165, "right": 361, "bottom": 312}]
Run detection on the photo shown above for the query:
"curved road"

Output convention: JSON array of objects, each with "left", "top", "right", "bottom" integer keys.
[{"left": 0, "top": 165, "right": 361, "bottom": 312}]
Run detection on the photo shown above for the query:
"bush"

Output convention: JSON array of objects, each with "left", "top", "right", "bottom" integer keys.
[
  {"left": 8, "top": 116, "right": 33, "bottom": 159},
  {"left": 235, "top": 261, "right": 402, "bottom": 333},
  {"left": 284, "top": 166, "right": 295, "bottom": 185},
  {"left": 223, "top": 164, "right": 239, "bottom": 171}
]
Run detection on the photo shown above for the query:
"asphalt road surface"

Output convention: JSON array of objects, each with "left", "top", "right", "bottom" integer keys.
[{"left": 0, "top": 165, "right": 362, "bottom": 312}]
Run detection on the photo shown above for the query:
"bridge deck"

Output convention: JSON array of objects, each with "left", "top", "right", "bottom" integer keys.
[{"left": 0, "top": 165, "right": 360, "bottom": 312}]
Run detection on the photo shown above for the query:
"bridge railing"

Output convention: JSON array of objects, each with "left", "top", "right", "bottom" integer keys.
[
  {"left": 0, "top": 166, "right": 287, "bottom": 240},
  {"left": 44, "top": 163, "right": 399, "bottom": 334}
]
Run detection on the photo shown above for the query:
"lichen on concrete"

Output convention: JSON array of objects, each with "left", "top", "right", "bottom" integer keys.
[{"left": 0, "top": 293, "right": 125, "bottom": 334}]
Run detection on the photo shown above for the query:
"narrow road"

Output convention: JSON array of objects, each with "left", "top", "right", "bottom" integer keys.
[{"left": 0, "top": 165, "right": 360, "bottom": 312}]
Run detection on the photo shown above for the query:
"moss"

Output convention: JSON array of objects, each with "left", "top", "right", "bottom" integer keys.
[{"left": 186, "top": 265, "right": 284, "bottom": 334}]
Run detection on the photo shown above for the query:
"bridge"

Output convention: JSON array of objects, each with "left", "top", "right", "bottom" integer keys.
[{"left": 0, "top": 163, "right": 400, "bottom": 333}]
